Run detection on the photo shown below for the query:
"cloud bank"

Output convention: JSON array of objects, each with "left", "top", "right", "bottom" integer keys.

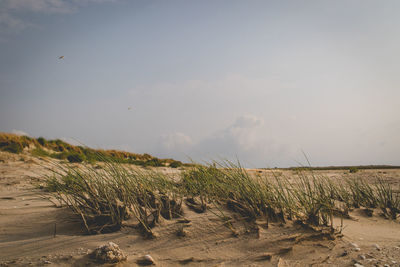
[
  {"left": 156, "top": 115, "right": 296, "bottom": 167},
  {"left": 11, "top": 129, "right": 30, "bottom": 136}
]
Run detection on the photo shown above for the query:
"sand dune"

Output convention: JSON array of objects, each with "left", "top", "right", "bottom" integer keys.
[{"left": 0, "top": 151, "right": 399, "bottom": 266}]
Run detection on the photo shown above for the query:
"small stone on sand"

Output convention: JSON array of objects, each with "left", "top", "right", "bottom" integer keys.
[
  {"left": 137, "top": 254, "right": 155, "bottom": 265},
  {"left": 90, "top": 242, "right": 127, "bottom": 263}
]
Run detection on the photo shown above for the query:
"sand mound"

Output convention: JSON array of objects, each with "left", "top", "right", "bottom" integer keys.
[{"left": 0, "top": 151, "right": 400, "bottom": 266}]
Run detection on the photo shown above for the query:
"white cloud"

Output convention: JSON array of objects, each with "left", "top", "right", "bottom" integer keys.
[
  {"left": 155, "top": 132, "right": 193, "bottom": 158},
  {"left": 194, "top": 115, "right": 293, "bottom": 163},
  {"left": 0, "top": 12, "right": 33, "bottom": 36},
  {"left": 231, "top": 115, "right": 264, "bottom": 129},
  {"left": 11, "top": 129, "right": 30, "bottom": 136},
  {"left": 203, "top": 115, "right": 266, "bottom": 153},
  {"left": 159, "top": 132, "right": 193, "bottom": 151},
  {"left": 155, "top": 115, "right": 297, "bottom": 167}
]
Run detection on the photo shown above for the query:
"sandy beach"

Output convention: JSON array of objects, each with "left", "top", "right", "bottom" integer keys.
[{"left": 0, "top": 151, "right": 399, "bottom": 267}]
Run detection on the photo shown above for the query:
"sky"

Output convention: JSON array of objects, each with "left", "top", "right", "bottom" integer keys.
[{"left": 0, "top": 0, "right": 399, "bottom": 167}]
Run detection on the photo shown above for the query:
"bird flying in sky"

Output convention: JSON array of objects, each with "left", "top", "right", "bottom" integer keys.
[{"left": 59, "top": 56, "right": 64, "bottom": 59}]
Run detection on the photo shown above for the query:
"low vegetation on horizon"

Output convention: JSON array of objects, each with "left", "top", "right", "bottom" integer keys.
[
  {"left": 2, "top": 132, "right": 399, "bottom": 171},
  {"left": 0, "top": 132, "right": 183, "bottom": 168}
]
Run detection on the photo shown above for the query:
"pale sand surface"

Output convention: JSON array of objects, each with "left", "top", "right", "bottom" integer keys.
[{"left": 0, "top": 151, "right": 400, "bottom": 266}]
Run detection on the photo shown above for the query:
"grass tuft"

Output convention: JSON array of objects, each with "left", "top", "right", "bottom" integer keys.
[{"left": 43, "top": 158, "right": 400, "bottom": 237}]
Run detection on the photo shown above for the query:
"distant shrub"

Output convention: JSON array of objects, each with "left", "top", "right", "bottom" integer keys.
[
  {"left": 170, "top": 160, "right": 183, "bottom": 168},
  {"left": 128, "top": 160, "right": 144, "bottom": 166},
  {"left": 45, "top": 139, "right": 72, "bottom": 152},
  {"left": 31, "top": 148, "right": 51, "bottom": 157},
  {"left": 49, "top": 152, "right": 68, "bottom": 160},
  {"left": 37, "top": 137, "right": 46, "bottom": 146},
  {"left": 144, "top": 158, "right": 163, "bottom": 167},
  {"left": 143, "top": 153, "right": 153, "bottom": 160},
  {"left": 144, "top": 161, "right": 156, "bottom": 167},
  {"left": 67, "top": 152, "right": 85, "bottom": 163},
  {"left": 349, "top": 167, "right": 359, "bottom": 173},
  {"left": 19, "top": 136, "right": 33, "bottom": 147},
  {"left": 1, "top": 142, "right": 23, "bottom": 154},
  {"left": 54, "top": 139, "right": 63, "bottom": 146},
  {"left": 290, "top": 167, "right": 311, "bottom": 172}
]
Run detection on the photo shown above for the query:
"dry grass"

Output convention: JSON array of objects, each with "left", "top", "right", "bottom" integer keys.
[
  {"left": 44, "top": 159, "right": 400, "bottom": 237},
  {"left": 45, "top": 161, "right": 182, "bottom": 236}
]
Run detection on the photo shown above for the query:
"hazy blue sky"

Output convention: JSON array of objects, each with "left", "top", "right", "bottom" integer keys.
[{"left": 1, "top": 0, "right": 399, "bottom": 167}]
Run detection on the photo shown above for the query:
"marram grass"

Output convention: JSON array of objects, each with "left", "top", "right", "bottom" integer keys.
[{"left": 44, "top": 159, "right": 400, "bottom": 236}]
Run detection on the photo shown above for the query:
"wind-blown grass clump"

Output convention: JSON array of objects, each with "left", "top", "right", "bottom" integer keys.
[
  {"left": 181, "top": 161, "right": 336, "bottom": 228},
  {"left": 288, "top": 174, "right": 335, "bottom": 227},
  {"left": 182, "top": 162, "right": 400, "bottom": 226},
  {"left": 344, "top": 178, "right": 377, "bottom": 209},
  {"left": 324, "top": 176, "right": 400, "bottom": 219},
  {"left": 45, "top": 161, "right": 183, "bottom": 236},
  {"left": 44, "top": 159, "right": 400, "bottom": 237},
  {"left": 181, "top": 162, "right": 279, "bottom": 222},
  {"left": 375, "top": 178, "right": 400, "bottom": 219}
]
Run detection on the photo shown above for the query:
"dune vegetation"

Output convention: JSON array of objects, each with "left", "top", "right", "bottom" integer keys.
[
  {"left": 2, "top": 132, "right": 399, "bottom": 238},
  {"left": 43, "top": 159, "right": 400, "bottom": 237},
  {"left": 0, "top": 133, "right": 183, "bottom": 167}
]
